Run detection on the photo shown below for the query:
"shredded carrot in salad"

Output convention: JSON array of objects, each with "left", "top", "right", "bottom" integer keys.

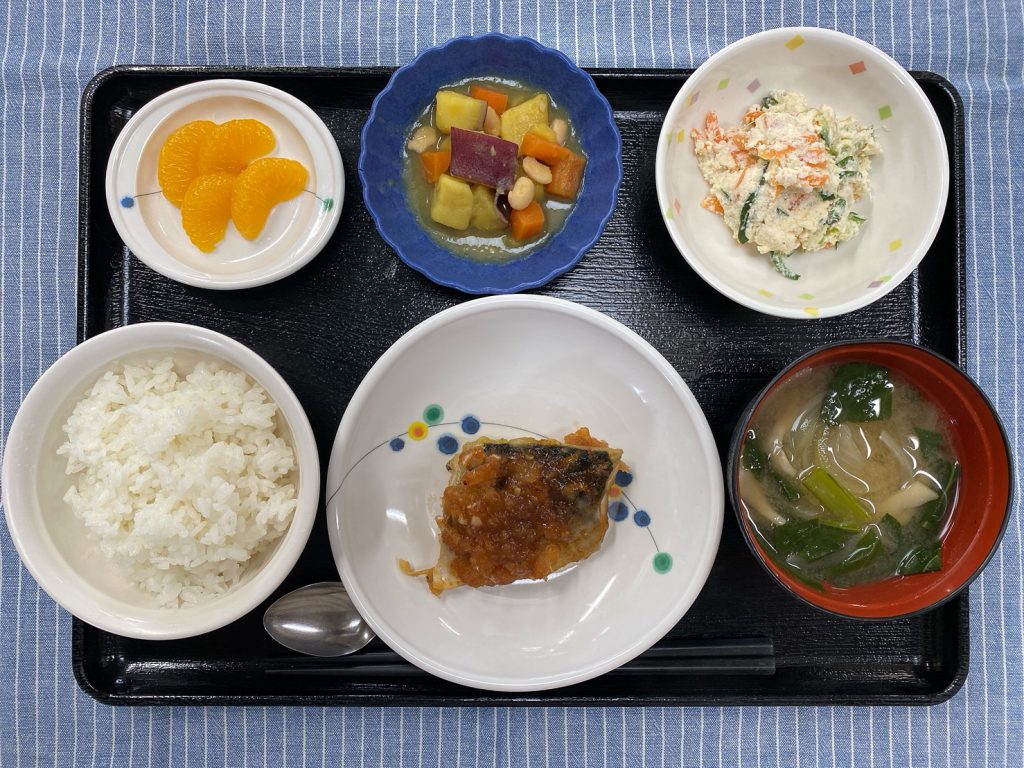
[{"left": 690, "top": 90, "right": 881, "bottom": 279}]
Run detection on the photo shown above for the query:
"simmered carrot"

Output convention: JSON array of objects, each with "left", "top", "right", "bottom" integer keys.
[
  {"left": 510, "top": 200, "right": 544, "bottom": 241},
  {"left": 469, "top": 84, "right": 509, "bottom": 115},
  {"left": 421, "top": 149, "right": 451, "bottom": 184},
  {"left": 520, "top": 131, "right": 571, "bottom": 164},
  {"left": 546, "top": 150, "right": 586, "bottom": 198}
]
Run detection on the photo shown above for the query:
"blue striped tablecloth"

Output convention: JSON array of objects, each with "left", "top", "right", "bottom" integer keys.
[{"left": 1, "top": 1, "right": 1021, "bottom": 765}]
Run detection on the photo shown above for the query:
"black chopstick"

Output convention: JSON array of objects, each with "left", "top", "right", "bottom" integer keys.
[{"left": 262, "top": 637, "right": 775, "bottom": 677}]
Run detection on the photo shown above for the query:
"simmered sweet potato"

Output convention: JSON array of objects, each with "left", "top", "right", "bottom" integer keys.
[
  {"left": 470, "top": 184, "right": 507, "bottom": 231},
  {"left": 430, "top": 173, "right": 474, "bottom": 230},
  {"left": 435, "top": 91, "right": 487, "bottom": 133},
  {"left": 449, "top": 127, "right": 518, "bottom": 190},
  {"left": 500, "top": 94, "right": 550, "bottom": 146}
]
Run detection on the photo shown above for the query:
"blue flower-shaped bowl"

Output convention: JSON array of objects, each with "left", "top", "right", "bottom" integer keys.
[{"left": 359, "top": 34, "right": 622, "bottom": 294}]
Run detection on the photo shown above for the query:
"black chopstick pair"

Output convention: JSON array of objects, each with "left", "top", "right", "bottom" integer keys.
[{"left": 263, "top": 637, "right": 775, "bottom": 677}]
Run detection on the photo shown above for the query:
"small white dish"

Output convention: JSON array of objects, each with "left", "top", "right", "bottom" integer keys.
[
  {"left": 655, "top": 27, "right": 948, "bottom": 319},
  {"left": 1, "top": 323, "right": 320, "bottom": 639},
  {"left": 325, "top": 295, "right": 724, "bottom": 691},
  {"left": 106, "top": 79, "right": 344, "bottom": 290}
]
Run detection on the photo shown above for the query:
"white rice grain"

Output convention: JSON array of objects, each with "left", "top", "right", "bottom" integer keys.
[{"left": 57, "top": 357, "right": 297, "bottom": 606}]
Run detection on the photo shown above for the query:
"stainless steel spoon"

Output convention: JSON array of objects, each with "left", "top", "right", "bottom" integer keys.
[{"left": 263, "top": 581, "right": 376, "bottom": 657}]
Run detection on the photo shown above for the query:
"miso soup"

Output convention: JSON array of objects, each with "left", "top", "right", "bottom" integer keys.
[{"left": 739, "top": 362, "right": 959, "bottom": 589}]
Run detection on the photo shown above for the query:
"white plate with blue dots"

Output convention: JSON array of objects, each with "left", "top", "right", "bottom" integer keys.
[
  {"left": 325, "top": 294, "right": 724, "bottom": 692},
  {"left": 106, "top": 78, "right": 343, "bottom": 290}
]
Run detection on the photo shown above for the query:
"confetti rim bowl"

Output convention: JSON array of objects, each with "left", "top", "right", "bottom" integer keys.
[
  {"left": 726, "top": 340, "right": 1013, "bottom": 620},
  {"left": 655, "top": 27, "right": 949, "bottom": 319},
  {"left": 358, "top": 33, "right": 623, "bottom": 295}
]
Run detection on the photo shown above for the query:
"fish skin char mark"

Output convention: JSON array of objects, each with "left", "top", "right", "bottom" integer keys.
[
  {"left": 482, "top": 442, "right": 615, "bottom": 473},
  {"left": 480, "top": 442, "right": 618, "bottom": 508}
]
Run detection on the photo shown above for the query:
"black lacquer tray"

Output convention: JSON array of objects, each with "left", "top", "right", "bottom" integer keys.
[{"left": 74, "top": 66, "right": 967, "bottom": 706}]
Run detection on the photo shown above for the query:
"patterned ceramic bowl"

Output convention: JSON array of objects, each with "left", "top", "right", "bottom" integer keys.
[
  {"left": 727, "top": 341, "right": 1013, "bottom": 619},
  {"left": 656, "top": 27, "right": 948, "bottom": 318},
  {"left": 325, "top": 296, "right": 722, "bottom": 690},
  {"left": 359, "top": 34, "right": 622, "bottom": 294}
]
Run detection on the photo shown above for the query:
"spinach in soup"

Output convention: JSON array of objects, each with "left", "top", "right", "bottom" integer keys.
[{"left": 739, "top": 363, "right": 959, "bottom": 590}]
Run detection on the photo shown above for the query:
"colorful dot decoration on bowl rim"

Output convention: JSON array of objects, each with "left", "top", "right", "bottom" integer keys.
[
  {"left": 328, "top": 405, "right": 672, "bottom": 575},
  {"left": 662, "top": 70, "right": 906, "bottom": 312}
]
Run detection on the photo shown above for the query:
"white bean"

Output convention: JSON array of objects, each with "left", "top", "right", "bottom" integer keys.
[
  {"left": 406, "top": 125, "right": 438, "bottom": 154},
  {"left": 522, "top": 156, "right": 553, "bottom": 185},
  {"left": 508, "top": 177, "right": 535, "bottom": 210},
  {"left": 483, "top": 106, "right": 501, "bottom": 136},
  {"left": 551, "top": 117, "right": 569, "bottom": 144}
]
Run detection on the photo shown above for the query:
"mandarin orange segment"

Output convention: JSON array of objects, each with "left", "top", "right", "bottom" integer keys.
[
  {"left": 230, "top": 158, "right": 309, "bottom": 240},
  {"left": 180, "top": 172, "right": 237, "bottom": 252},
  {"left": 158, "top": 120, "right": 217, "bottom": 206},
  {"left": 196, "top": 119, "right": 276, "bottom": 175}
]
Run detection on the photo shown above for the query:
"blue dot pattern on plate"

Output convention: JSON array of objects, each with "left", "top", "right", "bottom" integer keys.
[
  {"left": 334, "top": 408, "right": 675, "bottom": 577},
  {"left": 120, "top": 196, "right": 135, "bottom": 208},
  {"left": 609, "top": 501, "right": 629, "bottom": 522}
]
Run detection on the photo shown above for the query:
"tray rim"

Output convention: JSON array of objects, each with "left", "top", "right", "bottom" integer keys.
[{"left": 73, "top": 64, "right": 969, "bottom": 708}]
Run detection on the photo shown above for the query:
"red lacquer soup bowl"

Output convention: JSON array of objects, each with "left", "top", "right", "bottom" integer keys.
[{"left": 726, "top": 340, "right": 1013, "bottom": 620}]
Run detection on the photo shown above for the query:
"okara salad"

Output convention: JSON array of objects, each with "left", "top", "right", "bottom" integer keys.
[{"left": 692, "top": 90, "right": 881, "bottom": 279}]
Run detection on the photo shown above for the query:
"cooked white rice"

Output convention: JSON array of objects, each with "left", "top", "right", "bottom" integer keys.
[{"left": 57, "top": 357, "right": 297, "bottom": 607}]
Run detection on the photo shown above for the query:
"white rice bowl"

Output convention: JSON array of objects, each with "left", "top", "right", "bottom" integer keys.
[
  {"left": 3, "top": 323, "right": 318, "bottom": 639},
  {"left": 57, "top": 357, "right": 298, "bottom": 607}
]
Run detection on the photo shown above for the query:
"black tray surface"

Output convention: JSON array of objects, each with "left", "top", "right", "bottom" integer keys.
[{"left": 74, "top": 66, "right": 967, "bottom": 707}]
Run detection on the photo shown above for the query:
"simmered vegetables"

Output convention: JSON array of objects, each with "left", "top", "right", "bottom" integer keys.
[
  {"left": 404, "top": 78, "right": 587, "bottom": 261},
  {"left": 739, "top": 363, "right": 959, "bottom": 590}
]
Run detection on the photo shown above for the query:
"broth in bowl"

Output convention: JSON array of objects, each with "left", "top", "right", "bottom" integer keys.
[{"left": 739, "top": 362, "right": 959, "bottom": 590}]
